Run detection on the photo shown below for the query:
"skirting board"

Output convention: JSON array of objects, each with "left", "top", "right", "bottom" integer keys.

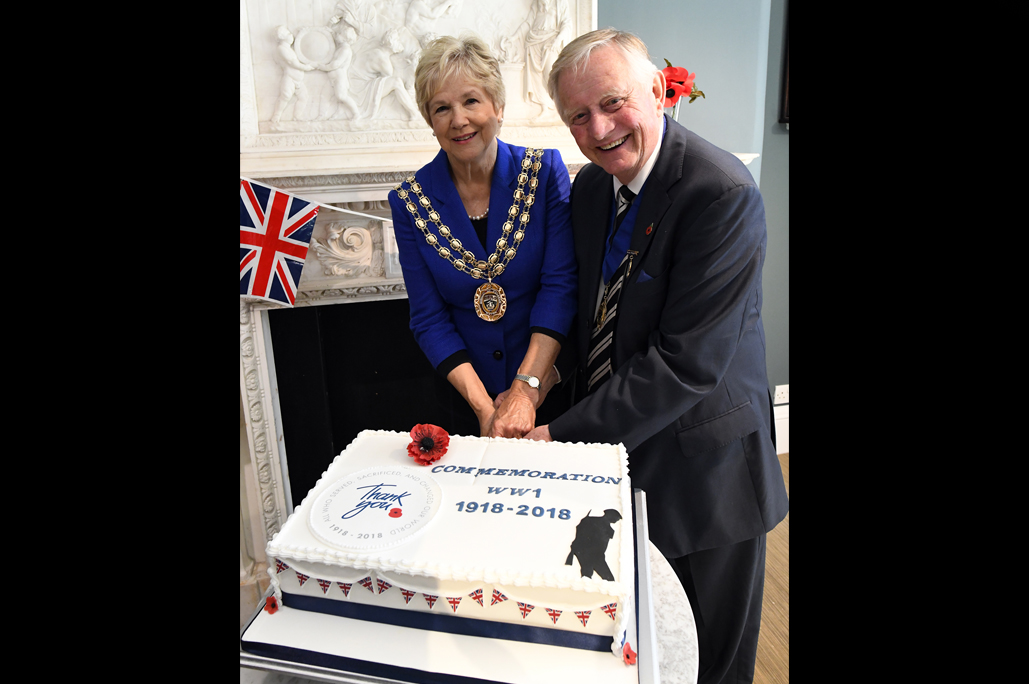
[{"left": 774, "top": 404, "right": 789, "bottom": 455}]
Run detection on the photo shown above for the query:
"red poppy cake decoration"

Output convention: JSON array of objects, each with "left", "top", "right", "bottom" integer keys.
[{"left": 407, "top": 424, "right": 450, "bottom": 465}]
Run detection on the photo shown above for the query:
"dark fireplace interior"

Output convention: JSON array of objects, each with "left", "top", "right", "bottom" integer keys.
[{"left": 268, "top": 299, "right": 467, "bottom": 507}]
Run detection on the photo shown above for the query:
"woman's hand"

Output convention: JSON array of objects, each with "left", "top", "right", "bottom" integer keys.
[{"left": 489, "top": 386, "right": 538, "bottom": 438}]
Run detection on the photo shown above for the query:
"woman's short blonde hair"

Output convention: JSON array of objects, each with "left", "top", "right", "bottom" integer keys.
[{"left": 415, "top": 35, "right": 506, "bottom": 127}]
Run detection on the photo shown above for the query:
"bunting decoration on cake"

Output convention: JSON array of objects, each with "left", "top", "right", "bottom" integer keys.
[
  {"left": 317, "top": 579, "right": 332, "bottom": 594},
  {"left": 424, "top": 594, "right": 439, "bottom": 609},
  {"left": 337, "top": 582, "right": 352, "bottom": 597},
  {"left": 602, "top": 602, "right": 618, "bottom": 620},
  {"left": 295, "top": 571, "right": 310, "bottom": 586},
  {"left": 574, "top": 610, "right": 591, "bottom": 627},
  {"left": 358, "top": 576, "right": 375, "bottom": 593},
  {"left": 376, "top": 579, "right": 392, "bottom": 594},
  {"left": 517, "top": 602, "right": 534, "bottom": 618},
  {"left": 240, "top": 178, "right": 319, "bottom": 307},
  {"left": 274, "top": 559, "right": 290, "bottom": 573},
  {"left": 447, "top": 596, "right": 462, "bottom": 612},
  {"left": 469, "top": 589, "right": 484, "bottom": 606},
  {"left": 546, "top": 608, "right": 562, "bottom": 624},
  {"left": 491, "top": 589, "right": 509, "bottom": 606},
  {"left": 401, "top": 589, "right": 416, "bottom": 604}
]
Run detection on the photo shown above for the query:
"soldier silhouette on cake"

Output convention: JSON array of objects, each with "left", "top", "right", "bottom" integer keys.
[{"left": 565, "top": 509, "right": 622, "bottom": 580}]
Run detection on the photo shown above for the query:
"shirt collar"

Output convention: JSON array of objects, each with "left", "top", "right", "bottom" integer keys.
[{"left": 613, "top": 115, "right": 665, "bottom": 199}]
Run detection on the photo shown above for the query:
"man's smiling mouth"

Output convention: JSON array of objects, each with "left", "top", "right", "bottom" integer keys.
[{"left": 599, "top": 135, "right": 629, "bottom": 151}]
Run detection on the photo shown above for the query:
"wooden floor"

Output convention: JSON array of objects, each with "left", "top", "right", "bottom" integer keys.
[{"left": 754, "top": 451, "right": 789, "bottom": 683}]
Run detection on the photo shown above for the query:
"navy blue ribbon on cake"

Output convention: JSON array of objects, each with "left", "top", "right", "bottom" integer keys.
[{"left": 279, "top": 591, "right": 615, "bottom": 652}]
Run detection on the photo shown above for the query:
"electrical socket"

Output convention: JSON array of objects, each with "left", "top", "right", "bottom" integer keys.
[{"left": 774, "top": 384, "right": 789, "bottom": 405}]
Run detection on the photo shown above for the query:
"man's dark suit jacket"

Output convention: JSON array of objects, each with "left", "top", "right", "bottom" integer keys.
[{"left": 549, "top": 116, "right": 788, "bottom": 559}]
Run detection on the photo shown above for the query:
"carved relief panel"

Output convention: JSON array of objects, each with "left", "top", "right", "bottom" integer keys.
[{"left": 240, "top": 0, "right": 594, "bottom": 178}]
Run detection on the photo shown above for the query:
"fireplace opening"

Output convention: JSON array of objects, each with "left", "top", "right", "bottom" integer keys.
[{"left": 268, "top": 298, "right": 466, "bottom": 507}]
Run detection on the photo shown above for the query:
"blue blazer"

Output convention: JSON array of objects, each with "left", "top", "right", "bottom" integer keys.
[{"left": 388, "top": 140, "right": 577, "bottom": 395}]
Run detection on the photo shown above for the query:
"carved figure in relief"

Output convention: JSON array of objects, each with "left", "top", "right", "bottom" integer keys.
[
  {"left": 522, "top": 0, "right": 569, "bottom": 113},
  {"left": 354, "top": 29, "right": 421, "bottom": 120},
  {"left": 325, "top": 25, "right": 361, "bottom": 119},
  {"left": 405, "top": 0, "right": 460, "bottom": 38},
  {"left": 271, "top": 26, "right": 316, "bottom": 122}
]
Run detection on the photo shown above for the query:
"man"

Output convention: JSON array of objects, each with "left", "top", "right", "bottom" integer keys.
[{"left": 526, "top": 29, "right": 789, "bottom": 684}]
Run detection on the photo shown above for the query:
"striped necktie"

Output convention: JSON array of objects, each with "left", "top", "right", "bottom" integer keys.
[{"left": 587, "top": 250, "right": 633, "bottom": 394}]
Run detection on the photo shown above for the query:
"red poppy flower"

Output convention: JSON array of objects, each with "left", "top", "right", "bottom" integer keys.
[
  {"left": 622, "top": 640, "right": 637, "bottom": 665},
  {"left": 407, "top": 424, "right": 450, "bottom": 465},
  {"left": 389, "top": 508, "right": 403, "bottom": 518},
  {"left": 264, "top": 595, "right": 279, "bottom": 614},
  {"left": 661, "top": 66, "right": 696, "bottom": 108}
]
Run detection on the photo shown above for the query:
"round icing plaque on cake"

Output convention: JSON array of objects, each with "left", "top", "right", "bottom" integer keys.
[{"left": 308, "top": 466, "right": 442, "bottom": 551}]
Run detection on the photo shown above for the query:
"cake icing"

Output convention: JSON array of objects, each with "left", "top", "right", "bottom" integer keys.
[{"left": 266, "top": 430, "right": 634, "bottom": 659}]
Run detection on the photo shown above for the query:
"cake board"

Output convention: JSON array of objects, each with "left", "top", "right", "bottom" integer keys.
[{"left": 241, "top": 489, "right": 660, "bottom": 684}]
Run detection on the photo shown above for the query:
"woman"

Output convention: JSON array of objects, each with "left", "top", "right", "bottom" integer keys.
[{"left": 387, "top": 35, "right": 576, "bottom": 438}]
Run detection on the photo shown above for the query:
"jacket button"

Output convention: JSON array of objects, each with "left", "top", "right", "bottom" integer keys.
[{"left": 493, "top": 350, "right": 503, "bottom": 360}]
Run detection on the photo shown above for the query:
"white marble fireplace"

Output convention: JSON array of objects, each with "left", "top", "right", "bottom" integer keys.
[{"left": 239, "top": 0, "right": 595, "bottom": 619}]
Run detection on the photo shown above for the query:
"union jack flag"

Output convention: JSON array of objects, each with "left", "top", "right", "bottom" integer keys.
[
  {"left": 274, "top": 559, "right": 290, "bottom": 574},
  {"left": 469, "top": 589, "right": 484, "bottom": 606},
  {"left": 376, "top": 579, "right": 392, "bottom": 594},
  {"left": 295, "top": 571, "right": 310, "bottom": 586},
  {"left": 424, "top": 593, "right": 439, "bottom": 609},
  {"left": 358, "top": 576, "right": 375, "bottom": 593},
  {"left": 401, "top": 589, "right": 416, "bottom": 604},
  {"left": 240, "top": 178, "right": 319, "bottom": 306},
  {"left": 491, "top": 589, "right": 508, "bottom": 606},
  {"left": 574, "top": 610, "right": 591, "bottom": 627},
  {"left": 517, "top": 602, "right": 534, "bottom": 618},
  {"left": 602, "top": 602, "right": 618, "bottom": 620},
  {"left": 447, "top": 596, "right": 462, "bottom": 612},
  {"left": 545, "top": 608, "right": 562, "bottom": 624},
  {"left": 337, "top": 582, "right": 352, "bottom": 597},
  {"left": 317, "top": 579, "right": 332, "bottom": 594}
]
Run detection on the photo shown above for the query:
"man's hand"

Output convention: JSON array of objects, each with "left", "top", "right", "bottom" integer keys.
[{"left": 524, "top": 424, "right": 552, "bottom": 442}]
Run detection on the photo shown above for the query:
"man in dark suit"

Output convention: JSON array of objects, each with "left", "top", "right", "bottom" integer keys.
[{"left": 526, "top": 29, "right": 789, "bottom": 684}]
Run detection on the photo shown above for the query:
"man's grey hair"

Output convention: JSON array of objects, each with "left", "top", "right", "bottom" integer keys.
[{"left": 546, "top": 28, "right": 660, "bottom": 124}]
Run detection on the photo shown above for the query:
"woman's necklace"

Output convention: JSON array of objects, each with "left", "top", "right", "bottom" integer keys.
[{"left": 393, "top": 147, "right": 543, "bottom": 322}]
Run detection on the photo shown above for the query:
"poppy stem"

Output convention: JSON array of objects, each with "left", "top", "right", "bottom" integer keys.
[{"left": 673, "top": 100, "right": 681, "bottom": 123}]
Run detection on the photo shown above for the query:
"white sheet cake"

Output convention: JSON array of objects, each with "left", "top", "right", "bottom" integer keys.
[{"left": 266, "top": 430, "right": 636, "bottom": 659}]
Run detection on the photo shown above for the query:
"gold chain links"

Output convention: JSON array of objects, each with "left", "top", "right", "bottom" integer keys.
[{"left": 392, "top": 147, "right": 544, "bottom": 281}]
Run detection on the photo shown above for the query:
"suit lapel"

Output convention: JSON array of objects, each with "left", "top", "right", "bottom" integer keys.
[
  {"left": 580, "top": 172, "right": 614, "bottom": 324},
  {"left": 628, "top": 115, "right": 687, "bottom": 264}
]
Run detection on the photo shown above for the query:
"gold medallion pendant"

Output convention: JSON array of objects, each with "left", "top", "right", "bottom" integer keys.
[{"left": 474, "top": 282, "right": 507, "bottom": 321}]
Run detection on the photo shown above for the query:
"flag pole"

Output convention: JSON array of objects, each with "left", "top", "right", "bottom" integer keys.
[{"left": 240, "top": 177, "right": 393, "bottom": 225}]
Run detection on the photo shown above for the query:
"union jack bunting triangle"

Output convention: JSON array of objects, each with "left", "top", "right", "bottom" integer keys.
[
  {"left": 337, "top": 582, "right": 352, "bottom": 597},
  {"left": 491, "top": 589, "right": 508, "bottom": 605},
  {"left": 447, "top": 596, "right": 462, "bottom": 612},
  {"left": 275, "top": 559, "right": 290, "bottom": 574},
  {"left": 376, "top": 579, "right": 392, "bottom": 594},
  {"left": 240, "top": 178, "right": 319, "bottom": 307},
  {"left": 602, "top": 602, "right": 618, "bottom": 620},
  {"left": 295, "top": 571, "right": 310, "bottom": 586},
  {"left": 317, "top": 579, "right": 332, "bottom": 594},
  {"left": 517, "top": 602, "right": 534, "bottom": 618},
  {"left": 469, "top": 589, "right": 484, "bottom": 606},
  {"left": 546, "top": 608, "right": 562, "bottom": 624},
  {"left": 401, "top": 589, "right": 416, "bottom": 604},
  {"left": 358, "top": 577, "right": 375, "bottom": 593},
  {"left": 424, "top": 594, "right": 439, "bottom": 609},
  {"left": 574, "top": 610, "right": 591, "bottom": 627}
]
